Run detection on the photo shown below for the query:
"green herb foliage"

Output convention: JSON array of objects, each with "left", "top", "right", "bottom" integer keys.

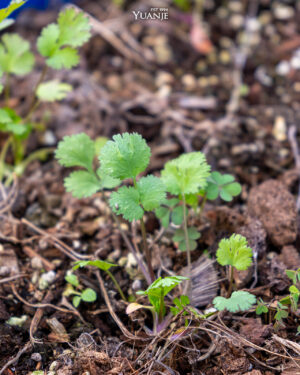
[
  {"left": 213, "top": 291, "right": 256, "bottom": 313},
  {"left": 64, "top": 272, "right": 97, "bottom": 308}
]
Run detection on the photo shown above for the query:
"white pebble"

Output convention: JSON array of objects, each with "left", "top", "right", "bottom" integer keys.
[{"left": 276, "top": 61, "right": 290, "bottom": 76}]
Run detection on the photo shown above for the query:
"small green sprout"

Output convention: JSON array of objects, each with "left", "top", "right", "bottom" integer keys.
[
  {"left": 155, "top": 198, "right": 187, "bottom": 228},
  {"left": 170, "top": 295, "right": 190, "bottom": 316},
  {"left": 172, "top": 227, "right": 200, "bottom": 251},
  {"left": 160, "top": 152, "right": 210, "bottom": 281},
  {"left": 274, "top": 302, "right": 289, "bottom": 329},
  {"left": 285, "top": 268, "right": 300, "bottom": 285},
  {"left": 73, "top": 259, "right": 126, "bottom": 301},
  {"left": 216, "top": 233, "right": 253, "bottom": 295},
  {"left": 64, "top": 272, "right": 97, "bottom": 308},
  {"left": 136, "top": 276, "right": 188, "bottom": 324},
  {"left": 202, "top": 171, "right": 242, "bottom": 202},
  {"left": 255, "top": 298, "right": 269, "bottom": 315},
  {"left": 213, "top": 291, "right": 256, "bottom": 313}
]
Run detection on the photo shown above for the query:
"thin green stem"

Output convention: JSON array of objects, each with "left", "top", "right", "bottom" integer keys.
[
  {"left": 26, "top": 65, "right": 48, "bottom": 120},
  {"left": 133, "top": 176, "right": 155, "bottom": 282},
  {"left": 158, "top": 289, "right": 165, "bottom": 323},
  {"left": 106, "top": 269, "right": 127, "bottom": 302},
  {"left": 227, "top": 266, "right": 234, "bottom": 297},
  {"left": 4, "top": 73, "right": 10, "bottom": 106},
  {"left": 0, "top": 135, "right": 13, "bottom": 181},
  {"left": 182, "top": 194, "right": 191, "bottom": 294}
]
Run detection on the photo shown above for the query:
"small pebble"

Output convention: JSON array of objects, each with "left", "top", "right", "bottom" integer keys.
[
  {"left": 273, "top": 5, "right": 294, "bottom": 20},
  {"left": 272, "top": 116, "right": 287, "bottom": 141},
  {"left": 276, "top": 61, "right": 290, "bottom": 76},
  {"left": 181, "top": 74, "right": 197, "bottom": 90},
  {"left": 290, "top": 56, "right": 300, "bottom": 70},
  {"left": 39, "top": 271, "right": 56, "bottom": 290},
  {"left": 219, "top": 50, "right": 231, "bottom": 64},
  {"left": 0, "top": 266, "right": 10, "bottom": 277},
  {"left": 230, "top": 14, "right": 244, "bottom": 29},
  {"left": 42, "top": 130, "right": 56, "bottom": 146},
  {"left": 132, "top": 279, "right": 142, "bottom": 291},
  {"left": 49, "top": 361, "right": 58, "bottom": 372},
  {"left": 31, "top": 353, "right": 42, "bottom": 362},
  {"left": 31, "top": 257, "right": 43, "bottom": 270}
]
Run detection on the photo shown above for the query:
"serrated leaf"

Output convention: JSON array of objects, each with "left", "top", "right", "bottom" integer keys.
[
  {"left": 55, "top": 133, "right": 95, "bottom": 172},
  {"left": 99, "top": 132, "right": 151, "bottom": 180},
  {"left": 65, "top": 273, "right": 79, "bottom": 287},
  {"left": 110, "top": 186, "right": 143, "bottom": 222},
  {"left": 47, "top": 47, "right": 79, "bottom": 70},
  {"left": 64, "top": 171, "right": 100, "bottom": 198},
  {"left": 137, "top": 175, "right": 166, "bottom": 211},
  {"left": 161, "top": 152, "right": 211, "bottom": 196},
  {"left": 0, "top": 33, "right": 34, "bottom": 75},
  {"left": 58, "top": 8, "right": 91, "bottom": 48},
  {"left": 216, "top": 234, "right": 253, "bottom": 271},
  {"left": 72, "top": 295, "right": 81, "bottom": 307},
  {"left": 73, "top": 259, "right": 117, "bottom": 272},
  {"left": 37, "top": 23, "right": 60, "bottom": 57},
  {"left": 213, "top": 291, "right": 256, "bottom": 313},
  {"left": 37, "top": 80, "right": 72, "bottom": 102},
  {"left": 81, "top": 288, "right": 97, "bottom": 302}
]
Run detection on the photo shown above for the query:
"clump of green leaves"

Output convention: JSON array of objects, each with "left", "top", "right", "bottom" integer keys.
[
  {"left": 73, "top": 259, "right": 126, "bottom": 301},
  {"left": 64, "top": 272, "right": 97, "bottom": 308},
  {"left": 202, "top": 171, "right": 242, "bottom": 202},
  {"left": 0, "top": 7, "right": 91, "bottom": 183}
]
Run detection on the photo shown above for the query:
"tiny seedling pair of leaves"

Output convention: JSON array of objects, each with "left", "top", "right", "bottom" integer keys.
[
  {"left": 170, "top": 295, "right": 190, "bottom": 316},
  {"left": 216, "top": 233, "right": 253, "bottom": 271},
  {"left": 274, "top": 302, "right": 288, "bottom": 322},
  {"left": 64, "top": 273, "right": 97, "bottom": 308},
  {"left": 137, "top": 276, "right": 188, "bottom": 317},
  {"left": 161, "top": 152, "right": 211, "bottom": 196},
  {"left": 55, "top": 133, "right": 120, "bottom": 198},
  {"left": 203, "top": 171, "right": 242, "bottom": 202},
  {"left": 73, "top": 259, "right": 116, "bottom": 272},
  {"left": 255, "top": 298, "right": 268, "bottom": 315},
  {"left": 37, "top": 8, "right": 92, "bottom": 70},
  {"left": 213, "top": 291, "right": 256, "bottom": 313},
  {"left": 98, "top": 133, "right": 166, "bottom": 222},
  {"left": 155, "top": 198, "right": 187, "bottom": 228},
  {"left": 172, "top": 226, "right": 200, "bottom": 251},
  {"left": 280, "top": 285, "right": 300, "bottom": 312}
]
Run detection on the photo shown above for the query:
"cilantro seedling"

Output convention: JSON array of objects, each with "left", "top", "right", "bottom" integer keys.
[
  {"left": 64, "top": 272, "right": 97, "bottom": 308},
  {"left": 216, "top": 233, "right": 253, "bottom": 296},
  {"left": 213, "top": 291, "right": 256, "bottom": 313},
  {"left": 73, "top": 259, "right": 126, "bottom": 301},
  {"left": 0, "top": 8, "right": 91, "bottom": 184},
  {"left": 99, "top": 133, "right": 166, "bottom": 281},
  {"left": 127, "top": 276, "right": 188, "bottom": 333},
  {"left": 160, "top": 152, "right": 210, "bottom": 283}
]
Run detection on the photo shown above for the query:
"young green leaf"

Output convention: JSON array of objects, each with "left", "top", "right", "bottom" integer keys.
[
  {"left": 72, "top": 295, "right": 81, "bottom": 307},
  {"left": 255, "top": 299, "right": 268, "bottom": 315},
  {"left": 110, "top": 186, "right": 144, "bottom": 221},
  {"left": 0, "top": 33, "right": 34, "bottom": 75},
  {"left": 36, "top": 80, "right": 72, "bottom": 102},
  {"left": 161, "top": 152, "right": 211, "bottom": 196},
  {"left": 64, "top": 171, "right": 101, "bottom": 198},
  {"left": 0, "top": 108, "right": 32, "bottom": 139},
  {"left": 99, "top": 132, "right": 151, "bottom": 180},
  {"left": 137, "top": 276, "right": 188, "bottom": 316},
  {"left": 57, "top": 8, "right": 92, "bottom": 48},
  {"left": 155, "top": 206, "right": 170, "bottom": 228},
  {"left": 73, "top": 259, "right": 117, "bottom": 272},
  {"left": 170, "top": 295, "right": 190, "bottom": 316},
  {"left": 96, "top": 167, "right": 120, "bottom": 189},
  {"left": 206, "top": 172, "right": 241, "bottom": 201},
  {"left": 81, "top": 288, "right": 97, "bottom": 302},
  {"left": 37, "top": 8, "right": 91, "bottom": 70},
  {"left": 65, "top": 273, "right": 79, "bottom": 287},
  {"left": 137, "top": 175, "right": 166, "bottom": 211},
  {"left": 216, "top": 234, "right": 253, "bottom": 271},
  {"left": 55, "top": 133, "right": 95, "bottom": 172},
  {"left": 213, "top": 291, "right": 256, "bottom": 313},
  {"left": 172, "top": 227, "right": 200, "bottom": 251}
]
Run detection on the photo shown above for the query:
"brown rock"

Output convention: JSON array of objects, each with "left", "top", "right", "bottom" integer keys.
[
  {"left": 247, "top": 180, "right": 297, "bottom": 246},
  {"left": 239, "top": 318, "right": 272, "bottom": 345},
  {"left": 280, "top": 245, "right": 300, "bottom": 270}
]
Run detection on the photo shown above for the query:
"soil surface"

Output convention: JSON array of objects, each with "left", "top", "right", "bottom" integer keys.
[{"left": 0, "top": 1, "right": 300, "bottom": 374}]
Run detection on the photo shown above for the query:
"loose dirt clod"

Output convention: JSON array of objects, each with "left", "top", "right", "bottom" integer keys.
[{"left": 247, "top": 180, "right": 297, "bottom": 246}]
